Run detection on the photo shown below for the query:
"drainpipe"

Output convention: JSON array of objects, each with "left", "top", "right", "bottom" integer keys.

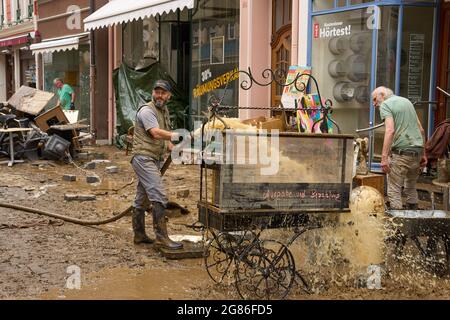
[
  {"left": 34, "top": 1, "right": 41, "bottom": 90},
  {"left": 291, "top": 0, "right": 299, "bottom": 66},
  {"left": 13, "top": 48, "right": 20, "bottom": 91},
  {"left": 108, "top": 26, "right": 113, "bottom": 144},
  {"left": 89, "top": 0, "right": 96, "bottom": 140}
]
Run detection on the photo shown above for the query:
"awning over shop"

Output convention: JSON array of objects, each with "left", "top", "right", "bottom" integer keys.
[
  {"left": 84, "top": 0, "right": 195, "bottom": 31},
  {"left": 0, "top": 32, "right": 36, "bottom": 48},
  {"left": 30, "top": 35, "right": 88, "bottom": 55}
]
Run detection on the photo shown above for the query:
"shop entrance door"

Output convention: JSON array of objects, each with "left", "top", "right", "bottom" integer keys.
[
  {"left": 271, "top": 29, "right": 291, "bottom": 107},
  {"left": 271, "top": 0, "right": 292, "bottom": 107},
  {"left": 437, "top": 1, "right": 450, "bottom": 123}
]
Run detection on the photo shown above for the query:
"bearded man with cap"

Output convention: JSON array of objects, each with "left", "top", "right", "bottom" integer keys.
[{"left": 130, "top": 79, "right": 183, "bottom": 250}]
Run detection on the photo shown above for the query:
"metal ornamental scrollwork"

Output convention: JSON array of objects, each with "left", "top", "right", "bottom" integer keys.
[{"left": 203, "top": 67, "right": 341, "bottom": 134}]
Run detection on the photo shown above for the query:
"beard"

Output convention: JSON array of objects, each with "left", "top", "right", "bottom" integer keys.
[{"left": 153, "top": 97, "right": 167, "bottom": 108}]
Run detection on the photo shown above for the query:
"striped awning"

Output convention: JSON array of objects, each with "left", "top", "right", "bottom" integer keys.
[
  {"left": 84, "top": 0, "right": 195, "bottom": 31},
  {"left": 30, "top": 35, "right": 88, "bottom": 55},
  {"left": 0, "top": 32, "right": 36, "bottom": 48}
]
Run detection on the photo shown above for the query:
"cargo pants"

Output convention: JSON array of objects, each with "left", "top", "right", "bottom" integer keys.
[
  {"left": 131, "top": 155, "right": 168, "bottom": 210},
  {"left": 387, "top": 153, "right": 422, "bottom": 209}
]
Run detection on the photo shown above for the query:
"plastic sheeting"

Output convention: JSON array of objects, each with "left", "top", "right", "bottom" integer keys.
[{"left": 113, "top": 62, "right": 189, "bottom": 139}]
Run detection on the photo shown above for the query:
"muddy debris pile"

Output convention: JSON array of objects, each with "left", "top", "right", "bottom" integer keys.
[{"left": 0, "top": 86, "right": 94, "bottom": 164}]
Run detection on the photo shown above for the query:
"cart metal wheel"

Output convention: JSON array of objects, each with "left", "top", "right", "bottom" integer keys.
[
  {"left": 234, "top": 239, "right": 296, "bottom": 300},
  {"left": 204, "top": 232, "right": 236, "bottom": 284},
  {"left": 204, "top": 231, "right": 257, "bottom": 284}
]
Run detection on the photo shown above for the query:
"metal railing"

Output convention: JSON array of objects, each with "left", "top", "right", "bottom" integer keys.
[
  {"left": 28, "top": 2, "right": 33, "bottom": 19},
  {"left": 16, "top": 8, "right": 22, "bottom": 23},
  {"left": 0, "top": 1, "right": 35, "bottom": 27}
]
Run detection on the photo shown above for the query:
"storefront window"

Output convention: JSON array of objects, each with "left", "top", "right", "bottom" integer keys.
[
  {"left": 122, "top": 11, "right": 190, "bottom": 93},
  {"left": 274, "top": 0, "right": 291, "bottom": 31},
  {"left": 312, "top": 0, "right": 334, "bottom": 12},
  {"left": 159, "top": 10, "right": 190, "bottom": 91},
  {"left": 399, "top": 6, "right": 435, "bottom": 131},
  {"left": 370, "top": 6, "right": 434, "bottom": 161},
  {"left": 402, "top": 0, "right": 436, "bottom": 3},
  {"left": 310, "top": 1, "right": 437, "bottom": 167},
  {"left": 350, "top": 0, "right": 375, "bottom": 5},
  {"left": 375, "top": 7, "right": 399, "bottom": 90},
  {"left": 190, "top": 0, "right": 240, "bottom": 120},
  {"left": 311, "top": 8, "right": 373, "bottom": 134},
  {"left": 20, "top": 49, "right": 36, "bottom": 88},
  {"left": 43, "top": 44, "right": 91, "bottom": 121},
  {"left": 78, "top": 46, "right": 91, "bottom": 122},
  {"left": 373, "top": 6, "right": 399, "bottom": 160},
  {"left": 123, "top": 17, "right": 159, "bottom": 69}
]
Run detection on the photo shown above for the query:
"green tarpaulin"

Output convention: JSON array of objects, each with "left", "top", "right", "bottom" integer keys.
[{"left": 113, "top": 62, "right": 189, "bottom": 139}]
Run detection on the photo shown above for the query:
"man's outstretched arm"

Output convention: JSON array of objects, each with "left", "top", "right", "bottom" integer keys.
[{"left": 381, "top": 117, "right": 395, "bottom": 174}]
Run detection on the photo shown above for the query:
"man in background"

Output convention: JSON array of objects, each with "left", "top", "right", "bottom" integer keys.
[
  {"left": 54, "top": 78, "right": 76, "bottom": 110},
  {"left": 372, "top": 86, "right": 427, "bottom": 210}
]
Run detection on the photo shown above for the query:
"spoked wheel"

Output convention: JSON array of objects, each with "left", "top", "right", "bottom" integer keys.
[
  {"left": 234, "top": 240, "right": 296, "bottom": 300},
  {"left": 204, "top": 231, "right": 255, "bottom": 284},
  {"left": 204, "top": 232, "right": 236, "bottom": 284}
]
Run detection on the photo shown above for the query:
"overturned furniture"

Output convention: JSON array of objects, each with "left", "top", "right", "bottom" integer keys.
[{"left": 0, "top": 86, "right": 92, "bottom": 163}]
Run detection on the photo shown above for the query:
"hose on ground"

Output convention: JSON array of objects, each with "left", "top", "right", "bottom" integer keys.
[
  {"left": 0, "top": 201, "right": 133, "bottom": 226},
  {"left": 0, "top": 152, "right": 174, "bottom": 226}
]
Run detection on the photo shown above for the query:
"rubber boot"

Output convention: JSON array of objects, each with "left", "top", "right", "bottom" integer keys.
[
  {"left": 132, "top": 208, "right": 154, "bottom": 244},
  {"left": 152, "top": 202, "right": 183, "bottom": 250}
]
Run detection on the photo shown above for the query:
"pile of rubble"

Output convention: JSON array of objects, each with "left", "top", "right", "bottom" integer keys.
[{"left": 0, "top": 86, "right": 94, "bottom": 165}]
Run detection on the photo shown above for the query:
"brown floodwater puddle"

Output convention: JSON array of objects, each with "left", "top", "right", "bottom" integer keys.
[{"left": 41, "top": 259, "right": 214, "bottom": 300}]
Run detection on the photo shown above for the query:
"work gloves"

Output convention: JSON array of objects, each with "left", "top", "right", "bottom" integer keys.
[{"left": 172, "top": 131, "right": 194, "bottom": 145}]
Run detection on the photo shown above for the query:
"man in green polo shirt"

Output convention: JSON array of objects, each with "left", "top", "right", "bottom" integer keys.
[
  {"left": 54, "top": 78, "right": 76, "bottom": 110},
  {"left": 372, "top": 86, "right": 427, "bottom": 210}
]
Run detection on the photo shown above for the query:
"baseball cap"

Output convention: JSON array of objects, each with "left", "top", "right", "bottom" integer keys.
[{"left": 153, "top": 80, "right": 172, "bottom": 92}]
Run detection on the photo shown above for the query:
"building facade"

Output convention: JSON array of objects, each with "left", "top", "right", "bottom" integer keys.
[
  {"left": 31, "top": 0, "right": 109, "bottom": 141},
  {"left": 237, "top": 0, "right": 449, "bottom": 168},
  {"left": 82, "top": 0, "right": 450, "bottom": 167},
  {"left": 0, "top": 0, "right": 38, "bottom": 101}
]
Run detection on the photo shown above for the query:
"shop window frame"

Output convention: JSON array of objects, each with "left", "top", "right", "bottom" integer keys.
[
  {"left": 308, "top": 0, "right": 438, "bottom": 171},
  {"left": 312, "top": 0, "right": 438, "bottom": 13}
]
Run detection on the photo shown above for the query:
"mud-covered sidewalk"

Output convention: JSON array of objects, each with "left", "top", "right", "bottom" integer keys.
[{"left": 2, "top": 146, "right": 450, "bottom": 300}]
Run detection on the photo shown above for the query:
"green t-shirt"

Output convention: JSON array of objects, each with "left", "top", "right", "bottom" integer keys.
[
  {"left": 57, "top": 84, "right": 74, "bottom": 110},
  {"left": 379, "top": 95, "right": 424, "bottom": 150}
]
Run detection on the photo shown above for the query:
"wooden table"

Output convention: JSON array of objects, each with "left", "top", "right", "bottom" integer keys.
[
  {"left": 432, "top": 179, "right": 450, "bottom": 211},
  {"left": 0, "top": 127, "right": 32, "bottom": 167}
]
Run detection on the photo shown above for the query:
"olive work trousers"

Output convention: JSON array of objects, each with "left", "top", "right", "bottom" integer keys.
[{"left": 387, "top": 153, "right": 422, "bottom": 210}]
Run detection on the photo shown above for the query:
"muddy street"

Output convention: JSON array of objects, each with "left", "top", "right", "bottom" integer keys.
[
  {"left": 1, "top": 145, "right": 450, "bottom": 300},
  {"left": 0, "top": 146, "right": 208, "bottom": 299}
]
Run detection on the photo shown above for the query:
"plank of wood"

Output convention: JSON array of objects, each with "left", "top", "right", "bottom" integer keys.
[{"left": 220, "top": 182, "right": 351, "bottom": 210}]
